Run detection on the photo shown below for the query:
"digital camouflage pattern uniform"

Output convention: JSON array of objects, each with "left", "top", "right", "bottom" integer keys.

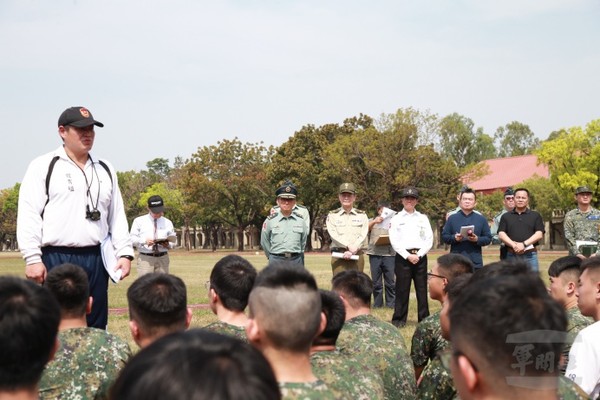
[
  {"left": 39, "top": 327, "right": 132, "bottom": 400},
  {"left": 412, "top": 311, "right": 455, "bottom": 400},
  {"left": 279, "top": 380, "right": 336, "bottom": 400},
  {"left": 411, "top": 311, "right": 449, "bottom": 369},
  {"left": 558, "top": 375, "right": 589, "bottom": 400},
  {"left": 311, "top": 349, "right": 385, "bottom": 400},
  {"left": 336, "top": 314, "right": 416, "bottom": 400},
  {"left": 202, "top": 321, "right": 248, "bottom": 342},
  {"left": 563, "top": 206, "right": 600, "bottom": 256},
  {"left": 562, "top": 306, "right": 593, "bottom": 374}
]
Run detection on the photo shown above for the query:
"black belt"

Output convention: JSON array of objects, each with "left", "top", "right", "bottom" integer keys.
[
  {"left": 271, "top": 252, "right": 301, "bottom": 258},
  {"left": 140, "top": 252, "right": 168, "bottom": 257},
  {"left": 406, "top": 248, "right": 420, "bottom": 254}
]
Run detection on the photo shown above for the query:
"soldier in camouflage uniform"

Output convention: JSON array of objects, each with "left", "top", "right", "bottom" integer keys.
[
  {"left": 564, "top": 186, "right": 600, "bottom": 258},
  {"left": 310, "top": 290, "right": 385, "bottom": 400},
  {"left": 247, "top": 264, "right": 336, "bottom": 399},
  {"left": 40, "top": 264, "right": 131, "bottom": 400},
  {"left": 332, "top": 270, "right": 416, "bottom": 400},
  {"left": 204, "top": 255, "right": 256, "bottom": 342},
  {"left": 547, "top": 256, "right": 593, "bottom": 373}
]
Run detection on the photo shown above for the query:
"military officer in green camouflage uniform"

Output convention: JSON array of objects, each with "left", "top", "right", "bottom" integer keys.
[
  {"left": 326, "top": 183, "right": 369, "bottom": 275},
  {"left": 261, "top": 182, "right": 308, "bottom": 266},
  {"left": 332, "top": 270, "right": 416, "bottom": 400},
  {"left": 564, "top": 186, "right": 600, "bottom": 258}
]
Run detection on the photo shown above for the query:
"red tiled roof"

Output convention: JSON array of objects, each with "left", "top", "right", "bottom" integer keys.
[{"left": 465, "top": 155, "right": 549, "bottom": 192}]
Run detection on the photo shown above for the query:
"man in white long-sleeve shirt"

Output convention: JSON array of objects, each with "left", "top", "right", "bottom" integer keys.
[
  {"left": 17, "top": 106, "right": 133, "bottom": 329},
  {"left": 565, "top": 258, "right": 600, "bottom": 398},
  {"left": 389, "top": 187, "right": 433, "bottom": 327},
  {"left": 130, "top": 195, "right": 176, "bottom": 276}
]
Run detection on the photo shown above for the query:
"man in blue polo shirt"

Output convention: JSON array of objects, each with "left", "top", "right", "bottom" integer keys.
[{"left": 442, "top": 188, "right": 492, "bottom": 270}]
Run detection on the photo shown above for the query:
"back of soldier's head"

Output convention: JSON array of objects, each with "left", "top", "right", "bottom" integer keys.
[
  {"left": 580, "top": 257, "right": 600, "bottom": 278},
  {"left": 313, "top": 290, "right": 346, "bottom": 346},
  {"left": 248, "top": 262, "right": 321, "bottom": 353},
  {"left": 331, "top": 270, "right": 373, "bottom": 308},
  {"left": 0, "top": 276, "right": 60, "bottom": 392},
  {"left": 548, "top": 256, "right": 581, "bottom": 284},
  {"left": 471, "top": 260, "right": 536, "bottom": 285},
  {"left": 127, "top": 274, "right": 188, "bottom": 337},
  {"left": 436, "top": 253, "right": 474, "bottom": 281},
  {"left": 110, "top": 329, "right": 280, "bottom": 400},
  {"left": 45, "top": 263, "right": 89, "bottom": 318},
  {"left": 450, "top": 274, "right": 566, "bottom": 391},
  {"left": 210, "top": 255, "right": 257, "bottom": 312}
]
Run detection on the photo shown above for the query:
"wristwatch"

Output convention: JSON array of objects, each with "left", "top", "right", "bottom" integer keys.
[{"left": 120, "top": 255, "right": 134, "bottom": 261}]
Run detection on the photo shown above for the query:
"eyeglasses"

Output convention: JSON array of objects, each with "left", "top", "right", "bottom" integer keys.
[
  {"left": 504, "top": 196, "right": 515, "bottom": 201},
  {"left": 427, "top": 271, "right": 447, "bottom": 280}
]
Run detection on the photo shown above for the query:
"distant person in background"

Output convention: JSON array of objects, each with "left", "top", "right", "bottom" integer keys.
[
  {"left": 366, "top": 200, "right": 396, "bottom": 308},
  {"left": 130, "top": 195, "right": 176, "bottom": 276},
  {"left": 490, "top": 187, "right": 515, "bottom": 260},
  {"left": 203, "top": 254, "right": 256, "bottom": 341},
  {"left": 442, "top": 188, "right": 492, "bottom": 270},
  {"left": 110, "top": 329, "right": 281, "bottom": 400},
  {"left": 261, "top": 181, "right": 308, "bottom": 266},
  {"left": 498, "top": 187, "right": 545, "bottom": 272},
  {"left": 326, "top": 183, "right": 369, "bottom": 274},
  {"left": 563, "top": 186, "right": 600, "bottom": 259},
  {"left": 127, "top": 273, "right": 192, "bottom": 348},
  {"left": 389, "top": 187, "right": 433, "bottom": 327},
  {"left": 0, "top": 276, "right": 60, "bottom": 400},
  {"left": 40, "top": 263, "right": 131, "bottom": 400}
]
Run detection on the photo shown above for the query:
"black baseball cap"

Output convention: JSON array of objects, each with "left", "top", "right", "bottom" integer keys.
[
  {"left": 58, "top": 107, "right": 104, "bottom": 128},
  {"left": 148, "top": 195, "right": 165, "bottom": 213}
]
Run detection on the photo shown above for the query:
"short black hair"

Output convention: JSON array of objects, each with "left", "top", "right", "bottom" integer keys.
[
  {"left": 210, "top": 255, "right": 257, "bottom": 312},
  {"left": 436, "top": 254, "right": 474, "bottom": 281},
  {"left": 249, "top": 262, "right": 321, "bottom": 352},
  {"left": 450, "top": 274, "right": 566, "bottom": 381},
  {"left": 548, "top": 256, "right": 582, "bottom": 278},
  {"left": 444, "top": 274, "right": 472, "bottom": 303},
  {"left": 127, "top": 274, "right": 188, "bottom": 335},
  {"left": 110, "top": 329, "right": 280, "bottom": 400},
  {"left": 580, "top": 257, "right": 600, "bottom": 275},
  {"left": 313, "top": 290, "right": 346, "bottom": 346},
  {"left": 459, "top": 188, "right": 476, "bottom": 200},
  {"left": 470, "top": 260, "right": 534, "bottom": 284},
  {"left": 514, "top": 187, "right": 530, "bottom": 198},
  {"left": 0, "top": 277, "right": 60, "bottom": 391},
  {"left": 331, "top": 270, "right": 373, "bottom": 308},
  {"left": 45, "top": 263, "right": 89, "bottom": 318}
]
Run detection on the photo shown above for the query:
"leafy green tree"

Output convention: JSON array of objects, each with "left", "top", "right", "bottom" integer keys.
[
  {"left": 268, "top": 115, "right": 371, "bottom": 250},
  {"left": 179, "top": 138, "right": 272, "bottom": 251},
  {"left": 494, "top": 121, "right": 540, "bottom": 157},
  {"left": 137, "top": 182, "right": 185, "bottom": 227},
  {"left": 146, "top": 157, "right": 171, "bottom": 181},
  {"left": 0, "top": 184, "right": 19, "bottom": 249},
  {"left": 438, "top": 113, "right": 496, "bottom": 168},
  {"left": 536, "top": 119, "right": 600, "bottom": 206}
]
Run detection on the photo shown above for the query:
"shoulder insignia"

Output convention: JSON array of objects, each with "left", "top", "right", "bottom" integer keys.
[
  {"left": 295, "top": 204, "right": 307, "bottom": 210},
  {"left": 329, "top": 207, "right": 342, "bottom": 214},
  {"left": 355, "top": 209, "right": 366, "bottom": 214},
  {"left": 292, "top": 211, "right": 304, "bottom": 219},
  {"left": 268, "top": 212, "right": 279, "bottom": 220}
]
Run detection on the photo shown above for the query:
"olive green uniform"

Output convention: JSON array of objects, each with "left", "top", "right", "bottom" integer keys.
[
  {"left": 561, "top": 306, "right": 593, "bottom": 374},
  {"left": 202, "top": 321, "right": 248, "bottom": 342}
]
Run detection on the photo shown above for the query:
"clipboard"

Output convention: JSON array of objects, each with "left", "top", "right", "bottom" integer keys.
[{"left": 374, "top": 235, "right": 390, "bottom": 246}]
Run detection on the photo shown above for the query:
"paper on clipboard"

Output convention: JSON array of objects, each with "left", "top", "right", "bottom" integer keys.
[
  {"left": 101, "top": 235, "right": 122, "bottom": 283},
  {"left": 331, "top": 252, "right": 359, "bottom": 260},
  {"left": 375, "top": 207, "right": 395, "bottom": 229}
]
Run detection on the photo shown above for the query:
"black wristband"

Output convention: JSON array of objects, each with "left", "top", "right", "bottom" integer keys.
[{"left": 120, "top": 255, "right": 134, "bottom": 261}]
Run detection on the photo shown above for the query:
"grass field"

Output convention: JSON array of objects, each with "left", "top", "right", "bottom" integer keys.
[{"left": 0, "top": 247, "right": 562, "bottom": 351}]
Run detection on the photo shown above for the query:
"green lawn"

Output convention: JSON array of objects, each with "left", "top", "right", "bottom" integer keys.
[{"left": 0, "top": 247, "right": 561, "bottom": 351}]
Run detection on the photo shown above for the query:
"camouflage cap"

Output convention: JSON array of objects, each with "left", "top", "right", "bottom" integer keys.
[
  {"left": 575, "top": 186, "right": 593, "bottom": 195},
  {"left": 401, "top": 187, "right": 419, "bottom": 199},
  {"left": 339, "top": 183, "right": 356, "bottom": 194}
]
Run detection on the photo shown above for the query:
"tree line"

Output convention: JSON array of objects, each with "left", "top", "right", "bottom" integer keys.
[{"left": 1, "top": 109, "right": 598, "bottom": 251}]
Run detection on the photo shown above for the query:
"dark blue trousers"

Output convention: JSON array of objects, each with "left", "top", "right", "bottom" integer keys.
[{"left": 42, "top": 245, "right": 108, "bottom": 329}]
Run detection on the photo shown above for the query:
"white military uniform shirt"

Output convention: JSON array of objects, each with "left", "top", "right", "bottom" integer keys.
[
  {"left": 130, "top": 213, "right": 176, "bottom": 254},
  {"left": 388, "top": 208, "right": 433, "bottom": 259}
]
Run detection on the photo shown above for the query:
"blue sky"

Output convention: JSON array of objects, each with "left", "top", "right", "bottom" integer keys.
[{"left": 1, "top": 0, "right": 598, "bottom": 189}]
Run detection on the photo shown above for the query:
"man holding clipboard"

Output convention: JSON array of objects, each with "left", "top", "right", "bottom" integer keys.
[
  {"left": 442, "top": 188, "right": 492, "bottom": 270},
  {"left": 130, "top": 195, "right": 176, "bottom": 276}
]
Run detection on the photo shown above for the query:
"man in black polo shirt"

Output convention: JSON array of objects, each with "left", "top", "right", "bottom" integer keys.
[{"left": 497, "top": 188, "right": 545, "bottom": 272}]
